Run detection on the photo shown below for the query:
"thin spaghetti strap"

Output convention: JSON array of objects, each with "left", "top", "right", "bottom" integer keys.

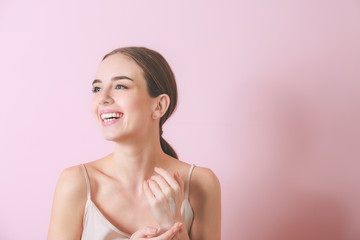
[
  {"left": 80, "top": 164, "right": 91, "bottom": 200},
  {"left": 185, "top": 164, "right": 195, "bottom": 200}
]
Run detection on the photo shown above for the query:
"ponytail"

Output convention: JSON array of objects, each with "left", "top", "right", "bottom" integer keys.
[{"left": 160, "top": 136, "right": 178, "bottom": 159}]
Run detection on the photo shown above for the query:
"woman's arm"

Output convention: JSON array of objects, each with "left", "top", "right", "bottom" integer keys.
[
  {"left": 189, "top": 167, "right": 221, "bottom": 240},
  {"left": 47, "top": 166, "right": 87, "bottom": 240}
]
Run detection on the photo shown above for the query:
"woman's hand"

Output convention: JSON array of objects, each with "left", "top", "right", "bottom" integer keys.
[
  {"left": 143, "top": 167, "right": 185, "bottom": 231},
  {"left": 130, "top": 222, "right": 182, "bottom": 240}
]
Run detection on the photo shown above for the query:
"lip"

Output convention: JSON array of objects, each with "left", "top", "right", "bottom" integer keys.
[{"left": 98, "top": 109, "right": 124, "bottom": 127}]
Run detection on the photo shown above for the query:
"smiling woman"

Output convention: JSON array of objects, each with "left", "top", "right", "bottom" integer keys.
[{"left": 47, "top": 47, "right": 221, "bottom": 240}]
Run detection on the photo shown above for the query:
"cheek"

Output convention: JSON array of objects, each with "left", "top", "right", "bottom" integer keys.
[
  {"left": 140, "top": 98, "right": 154, "bottom": 114},
  {"left": 127, "top": 99, "right": 153, "bottom": 120},
  {"left": 124, "top": 93, "right": 150, "bottom": 111},
  {"left": 127, "top": 101, "right": 147, "bottom": 117}
]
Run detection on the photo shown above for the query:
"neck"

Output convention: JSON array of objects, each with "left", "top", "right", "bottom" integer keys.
[{"left": 108, "top": 133, "right": 168, "bottom": 195}]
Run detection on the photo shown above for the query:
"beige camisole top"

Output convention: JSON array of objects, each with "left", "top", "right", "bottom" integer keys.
[{"left": 80, "top": 164, "right": 196, "bottom": 240}]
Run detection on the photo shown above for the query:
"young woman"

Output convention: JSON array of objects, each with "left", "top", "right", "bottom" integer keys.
[{"left": 47, "top": 47, "right": 221, "bottom": 240}]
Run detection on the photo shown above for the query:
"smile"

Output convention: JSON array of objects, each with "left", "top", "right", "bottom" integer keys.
[
  {"left": 101, "top": 112, "right": 123, "bottom": 122},
  {"left": 98, "top": 110, "right": 124, "bottom": 126}
]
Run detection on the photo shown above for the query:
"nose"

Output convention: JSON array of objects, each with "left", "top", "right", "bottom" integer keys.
[{"left": 98, "top": 87, "right": 114, "bottom": 105}]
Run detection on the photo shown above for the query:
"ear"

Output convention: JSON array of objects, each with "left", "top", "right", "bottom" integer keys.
[{"left": 152, "top": 94, "right": 170, "bottom": 119}]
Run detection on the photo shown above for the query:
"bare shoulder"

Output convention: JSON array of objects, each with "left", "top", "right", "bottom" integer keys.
[
  {"left": 192, "top": 165, "right": 221, "bottom": 194},
  {"left": 56, "top": 165, "right": 87, "bottom": 199},
  {"left": 47, "top": 165, "right": 87, "bottom": 239},
  {"left": 172, "top": 160, "right": 221, "bottom": 194},
  {"left": 188, "top": 165, "right": 221, "bottom": 240}
]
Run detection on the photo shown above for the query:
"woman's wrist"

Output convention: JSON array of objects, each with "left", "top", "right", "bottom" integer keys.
[{"left": 160, "top": 214, "right": 184, "bottom": 230}]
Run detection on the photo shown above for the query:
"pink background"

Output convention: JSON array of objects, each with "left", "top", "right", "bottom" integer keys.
[{"left": 1, "top": 0, "right": 360, "bottom": 239}]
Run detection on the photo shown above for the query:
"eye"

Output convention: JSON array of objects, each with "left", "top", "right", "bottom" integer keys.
[
  {"left": 91, "top": 86, "right": 101, "bottom": 93},
  {"left": 115, "top": 84, "right": 128, "bottom": 89}
]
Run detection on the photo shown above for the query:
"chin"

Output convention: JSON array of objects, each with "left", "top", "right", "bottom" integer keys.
[
  {"left": 102, "top": 131, "right": 132, "bottom": 142},
  {"left": 102, "top": 134, "right": 122, "bottom": 142}
]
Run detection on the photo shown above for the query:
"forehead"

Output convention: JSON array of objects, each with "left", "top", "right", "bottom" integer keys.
[{"left": 95, "top": 53, "right": 144, "bottom": 82}]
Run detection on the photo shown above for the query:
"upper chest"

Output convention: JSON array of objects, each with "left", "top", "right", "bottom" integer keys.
[
  {"left": 83, "top": 162, "right": 197, "bottom": 234},
  {"left": 90, "top": 179, "right": 158, "bottom": 233}
]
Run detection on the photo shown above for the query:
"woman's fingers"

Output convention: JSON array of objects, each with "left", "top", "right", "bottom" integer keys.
[
  {"left": 150, "top": 170, "right": 185, "bottom": 203},
  {"left": 148, "top": 180, "right": 166, "bottom": 201},
  {"left": 129, "top": 226, "right": 158, "bottom": 239},
  {"left": 143, "top": 180, "right": 156, "bottom": 204},
  {"left": 151, "top": 175, "right": 173, "bottom": 197},
  {"left": 129, "top": 223, "right": 182, "bottom": 240},
  {"left": 143, "top": 168, "right": 187, "bottom": 231},
  {"left": 154, "top": 167, "right": 180, "bottom": 191},
  {"left": 156, "top": 222, "right": 183, "bottom": 240},
  {"left": 173, "top": 172, "right": 184, "bottom": 195}
]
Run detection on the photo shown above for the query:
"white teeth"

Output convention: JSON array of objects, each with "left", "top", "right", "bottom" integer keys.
[
  {"left": 104, "top": 118, "right": 117, "bottom": 122},
  {"left": 100, "top": 112, "right": 123, "bottom": 120}
]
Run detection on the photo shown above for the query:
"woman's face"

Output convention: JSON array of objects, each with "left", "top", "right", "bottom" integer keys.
[{"left": 91, "top": 53, "right": 156, "bottom": 142}]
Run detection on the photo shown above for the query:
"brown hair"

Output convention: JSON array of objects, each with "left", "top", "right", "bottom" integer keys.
[{"left": 102, "top": 47, "right": 179, "bottom": 159}]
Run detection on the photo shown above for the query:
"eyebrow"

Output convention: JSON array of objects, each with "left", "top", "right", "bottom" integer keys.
[{"left": 92, "top": 76, "right": 133, "bottom": 85}]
